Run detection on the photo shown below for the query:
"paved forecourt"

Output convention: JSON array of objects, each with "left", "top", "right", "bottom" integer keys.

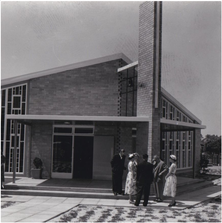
[{"left": 1, "top": 184, "right": 221, "bottom": 222}]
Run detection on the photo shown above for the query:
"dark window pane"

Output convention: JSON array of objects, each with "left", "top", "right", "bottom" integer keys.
[
  {"left": 5, "top": 142, "right": 10, "bottom": 172},
  {"left": 16, "top": 87, "right": 19, "bottom": 95},
  {"left": 2, "top": 90, "right": 5, "bottom": 106},
  {"left": 1, "top": 119, "right": 4, "bottom": 140},
  {"left": 176, "top": 151, "right": 180, "bottom": 168},
  {"left": 13, "top": 96, "right": 21, "bottom": 109},
  {"left": 22, "top": 85, "right": 26, "bottom": 102},
  {"left": 8, "top": 89, "right": 12, "bottom": 102},
  {"left": 6, "top": 120, "right": 10, "bottom": 140},
  {"left": 75, "top": 128, "right": 93, "bottom": 134},
  {"left": 7, "top": 103, "right": 11, "bottom": 114},
  {"left": 1, "top": 142, "right": 4, "bottom": 154},
  {"left": 22, "top": 103, "right": 26, "bottom": 114},
  {"left": 20, "top": 142, "right": 24, "bottom": 172},
  {"left": 132, "top": 129, "right": 137, "bottom": 136},
  {"left": 11, "top": 136, "right": 19, "bottom": 148},
  {"left": 53, "top": 135, "right": 72, "bottom": 173},
  {"left": 54, "top": 128, "right": 72, "bottom": 134},
  {"left": 21, "top": 125, "right": 24, "bottom": 141},
  {"left": 183, "top": 151, "right": 186, "bottom": 167}
]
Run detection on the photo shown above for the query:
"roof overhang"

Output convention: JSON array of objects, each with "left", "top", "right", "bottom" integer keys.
[
  {"left": 160, "top": 118, "right": 206, "bottom": 130},
  {"left": 117, "top": 61, "right": 138, "bottom": 73},
  {"left": 6, "top": 114, "right": 149, "bottom": 125},
  {"left": 2, "top": 53, "right": 132, "bottom": 87}
]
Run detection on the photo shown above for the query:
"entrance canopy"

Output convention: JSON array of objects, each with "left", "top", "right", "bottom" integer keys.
[
  {"left": 6, "top": 114, "right": 149, "bottom": 125},
  {"left": 161, "top": 118, "right": 206, "bottom": 131}
]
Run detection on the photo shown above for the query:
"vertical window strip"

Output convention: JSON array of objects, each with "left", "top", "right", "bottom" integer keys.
[
  {"left": 161, "top": 96, "right": 194, "bottom": 123},
  {"left": 2, "top": 84, "right": 27, "bottom": 173}
]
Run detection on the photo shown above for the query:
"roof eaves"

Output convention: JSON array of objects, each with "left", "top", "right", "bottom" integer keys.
[{"left": 2, "top": 53, "right": 132, "bottom": 87}]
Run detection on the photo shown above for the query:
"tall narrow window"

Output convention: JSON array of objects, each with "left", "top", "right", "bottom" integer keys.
[{"left": 2, "top": 84, "right": 27, "bottom": 173}]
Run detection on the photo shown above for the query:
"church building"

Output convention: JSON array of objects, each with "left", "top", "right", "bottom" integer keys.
[{"left": 1, "top": 2, "right": 205, "bottom": 180}]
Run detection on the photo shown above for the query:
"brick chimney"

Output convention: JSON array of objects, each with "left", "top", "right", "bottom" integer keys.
[{"left": 136, "top": 2, "right": 162, "bottom": 160}]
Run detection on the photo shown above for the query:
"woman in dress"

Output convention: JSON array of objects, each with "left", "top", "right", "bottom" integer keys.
[
  {"left": 163, "top": 154, "right": 177, "bottom": 207},
  {"left": 125, "top": 153, "right": 138, "bottom": 203}
]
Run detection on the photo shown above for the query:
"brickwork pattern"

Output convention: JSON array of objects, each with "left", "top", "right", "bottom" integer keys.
[
  {"left": 31, "top": 123, "right": 52, "bottom": 178},
  {"left": 28, "top": 60, "right": 123, "bottom": 116},
  {"left": 136, "top": 122, "right": 150, "bottom": 161},
  {"left": 137, "top": 2, "right": 161, "bottom": 159},
  {"left": 137, "top": 1, "right": 155, "bottom": 117}
]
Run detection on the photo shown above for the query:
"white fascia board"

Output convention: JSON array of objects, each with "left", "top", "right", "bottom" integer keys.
[
  {"left": 117, "top": 61, "right": 138, "bottom": 73},
  {"left": 6, "top": 114, "right": 149, "bottom": 122},
  {"left": 160, "top": 118, "right": 206, "bottom": 129},
  {"left": 161, "top": 87, "right": 202, "bottom": 124},
  {"left": 2, "top": 53, "right": 132, "bottom": 87}
]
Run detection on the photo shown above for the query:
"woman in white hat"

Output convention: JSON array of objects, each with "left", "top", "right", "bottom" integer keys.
[
  {"left": 125, "top": 153, "right": 139, "bottom": 203},
  {"left": 163, "top": 154, "right": 177, "bottom": 207}
]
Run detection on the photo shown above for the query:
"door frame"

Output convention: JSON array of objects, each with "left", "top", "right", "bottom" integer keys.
[{"left": 51, "top": 124, "right": 94, "bottom": 179}]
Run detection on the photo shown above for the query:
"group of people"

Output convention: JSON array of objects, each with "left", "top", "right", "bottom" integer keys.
[{"left": 111, "top": 149, "right": 177, "bottom": 207}]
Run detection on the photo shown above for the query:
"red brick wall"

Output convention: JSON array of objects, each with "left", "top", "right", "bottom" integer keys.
[{"left": 28, "top": 60, "right": 125, "bottom": 116}]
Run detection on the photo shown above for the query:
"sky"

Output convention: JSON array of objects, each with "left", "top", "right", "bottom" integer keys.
[{"left": 1, "top": 1, "right": 221, "bottom": 137}]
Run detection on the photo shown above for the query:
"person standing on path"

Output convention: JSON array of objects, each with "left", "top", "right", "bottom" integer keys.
[
  {"left": 134, "top": 154, "right": 154, "bottom": 206},
  {"left": 125, "top": 153, "right": 139, "bottom": 203},
  {"left": 163, "top": 154, "right": 177, "bottom": 207},
  {"left": 110, "top": 149, "right": 126, "bottom": 195},
  {"left": 153, "top": 155, "right": 168, "bottom": 202}
]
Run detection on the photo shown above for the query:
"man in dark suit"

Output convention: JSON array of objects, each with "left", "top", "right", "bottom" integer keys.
[
  {"left": 110, "top": 149, "right": 126, "bottom": 195},
  {"left": 135, "top": 154, "right": 154, "bottom": 206}
]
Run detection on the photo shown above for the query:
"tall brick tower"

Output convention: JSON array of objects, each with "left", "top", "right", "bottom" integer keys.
[{"left": 136, "top": 2, "right": 162, "bottom": 160}]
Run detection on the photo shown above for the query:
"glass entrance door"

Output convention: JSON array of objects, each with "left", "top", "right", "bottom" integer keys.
[
  {"left": 73, "top": 136, "right": 94, "bottom": 179},
  {"left": 52, "top": 130, "right": 73, "bottom": 178},
  {"left": 52, "top": 125, "right": 94, "bottom": 179}
]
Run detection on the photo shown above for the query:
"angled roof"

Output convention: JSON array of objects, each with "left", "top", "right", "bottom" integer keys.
[
  {"left": 1, "top": 56, "right": 202, "bottom": 125},
  {"left": 116, "top": 61, "right": 202, "bottom": 124},
  {"left": 161, "top": 87, "right": 201, "bottom": 124},
  {"left": 1, "top": 53, "right": 131, "bottom": 87}
]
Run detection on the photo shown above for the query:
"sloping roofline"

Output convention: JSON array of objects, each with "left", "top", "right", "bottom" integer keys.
[
  {"left": 114, "top": 61, "right": 202, "bottom": 124},
  {"left": 1, "top": 53, "right": 131, "bottom": 87},
  {"left": 1, "top": 56, "right": 202, "bottom": 125},
  {"left": 161, "top": 87, "right": 201, "bottom": 124}
]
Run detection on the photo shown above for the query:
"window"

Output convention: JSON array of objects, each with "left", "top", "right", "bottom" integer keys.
[
  {"left": 13, "top": 96, "right": 21, "bottom": 109},
  {"left": 2, "top": 84, "right": 27, "bottom": 173},
  {"left": 162, "top": 131, "right": 193, "bottom": 169},
  {"left": 162, "top": 99, "right": 168, "bottom": 119},
  {"left": 183, "top": 115, "right": 187, "bottom": 122},
  {"left": 169, "top": 105, "right": 175, "bottom": 120},
  {"left": 54, "top": 127, "right": 72, "bottom": 134},
  {"left": 75, "top": 128, "right": 93, "bottom": 134},
  {"left": 176, "top": 110, "right": 181, "bottom": 121}
]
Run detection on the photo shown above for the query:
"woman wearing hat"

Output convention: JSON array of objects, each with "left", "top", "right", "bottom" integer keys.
[
  {"left": 125, "top": 153, "right": 139, "bottom": 203},
  {"left": 163, "top": 154, "right": 177, "bottom": 207}
]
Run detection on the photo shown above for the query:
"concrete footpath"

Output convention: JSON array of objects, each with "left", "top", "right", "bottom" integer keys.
[{"left": 1, "top": 184, "right": 221, "bottom": 222}]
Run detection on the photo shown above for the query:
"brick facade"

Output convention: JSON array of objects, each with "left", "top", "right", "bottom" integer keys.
[
  {"left": 2, "top": 2, "right": 205, "bottom": 180},
  {"left": 30, "top": 123, "right": 52, "bottom": 178},
  {"left": 28, "top": 60, "right": 126, "bottom": 116}
]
